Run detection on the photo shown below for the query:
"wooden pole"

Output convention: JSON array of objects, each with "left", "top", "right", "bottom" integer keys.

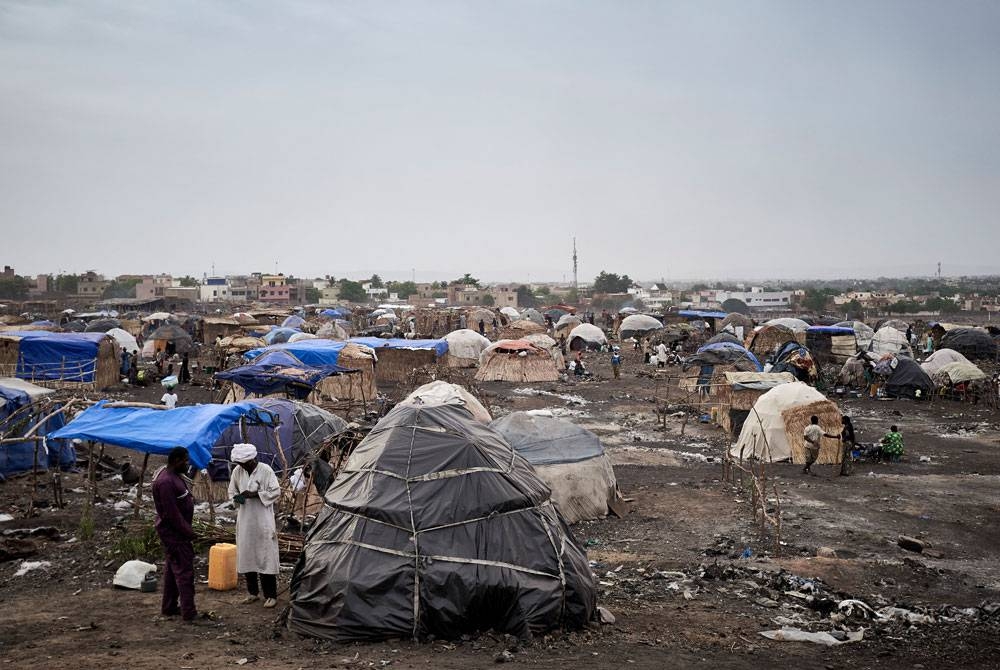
[
  {"left": 132, "top": 452, "right": 150, "bottom": 519},
  {"left": 27, "top": 437, "right": 40, "bottom": 518},
  {"left": 202, "top": 469, "right": 217, "bottom": 526}
]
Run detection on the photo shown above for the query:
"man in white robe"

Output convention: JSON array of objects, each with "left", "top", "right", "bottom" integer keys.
[{"left": 228, "top": 443, "right": 281, "bottom": 608}]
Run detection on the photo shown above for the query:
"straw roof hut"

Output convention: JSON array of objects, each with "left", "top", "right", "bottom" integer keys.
[
  {"left": 443, "top": 329, "right": 491, "bottom": 368},
  {"left": 714, "top": 371, "right": 795, "bottom": 438},
  {"left": 554, "top": 314, "right": 582, "bottom": 339},
  {"left": 475, "top": 340, "right": 560, "bottom": 383},
  {"left": 523, "top": 333, "right": 565, "bottom": 370},
  {"left": 466, "top": 308, "right": 496, "bottom": 329},
  {"left": 499, "top": 320, "right": 546, "bottom": 339},
  {"left": 203, "top": 317, "right": 244, "bottom": 343},
  {"left": 745, "top": 324, "right": 796, "bottom": 361}
]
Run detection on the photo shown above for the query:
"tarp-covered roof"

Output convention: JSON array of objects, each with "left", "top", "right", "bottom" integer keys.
[
  {"left": 50, "top": 400, "right": 276, "bottom": 469},
  {"left": 678, "top": 310, "right": 727, "bottom": 319},
  {"left": 350, "top": 337, "right": 448, "bottom": 357},
  {"left": 0, "top": 331, "right": 109, "bottom": 382},
  {"left": 489, "top": 412, "right": 604, "bottom": 465},
  {"left": 244, "top": 339, "right": 349, "bottom": 366},
  {"left": 215, "top": 350, "right": 357, "bottom": 399}
]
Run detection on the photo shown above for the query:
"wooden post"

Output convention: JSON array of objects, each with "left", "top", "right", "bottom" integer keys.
[
  {"left": 203, "top": 469, "right": 217, "bottom": 526},
  {"left": 94, "top": 443, "right": 105, "bottom": 503},
  {"left": 26, "top": 437, "right": 40, "bottom": 518},
  {"left": 132, "top": 452, "right": 150, "bottom": 519}
]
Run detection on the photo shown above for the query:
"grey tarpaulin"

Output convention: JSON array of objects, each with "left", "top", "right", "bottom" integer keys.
[{"left": 287, "top": 403, "right": 596, "bottom": 641}]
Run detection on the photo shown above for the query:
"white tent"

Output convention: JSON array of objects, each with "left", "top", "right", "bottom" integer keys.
[
  {"left": 288, "top": 332, "right": 317, "bottom": 342},
  {"left": 106, "top": 327, "right": 139, "bottom": 354},
  {"left": 764, "top": 318, "right": 810, "bottom": 333},
  {"left": 834, "top": 321, "right": 875, "bottom": 351},
  {"left": 619, "top": 314, "right": 663, "bottom": 338},
  {"left": 920, "top": 348, "right": 972, "bottom": 376},
  {"left": 443, "top": 329, "right": 491, "bottom": 367},
  {"left": 399, "top": 380, "right": 491, "bottom": 424},
  {"left": 730, "top": 382, "right": 842, "bottom": 464},
  {"left": 934, "top": 361, "right": 985, "bottom": 385},
  {"left": 869, "top": 326, "right": 912, "bottom": 357},
  {"left": 499, "top": 306, "right": 520, "bottom": 319},
  {"left": 568, "top": 323, "right": 608, "bottom": 351}
]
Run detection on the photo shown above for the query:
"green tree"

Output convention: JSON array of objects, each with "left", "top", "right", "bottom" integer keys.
[
  {"left": 369, "top": 274, "right": 384, "bottom": 289},
  {"left": 54, "top": 274, "right": 80, "bottom": 294},
  {"left": 842, "top": 299, "right": 863, "bottom": 317},
  {"left": 304, "top": 287, "right": 321, "bottom": 303},
  {"left": 386, "top": 281, "right": 417, "bottom": 298},
  {"left": 102, "top": 278, "right": 140, "bottom": 299},
  {"left": 452, "top": 273, "right": 480, "bottom": 287},
  {"left": 481, "top": 294, "right": 496, "bottom": 306},
  {"left": 721, "top": 298, "right": 749, "bottom": 315},
  {"left": 516, "top": 285, "right": 537, "bottom": 308},
  {"left": 535, "top": 286, "right": 551, "bottom": 297},
  {"left": 338, "top": 279, "right": 367, "bottom": 303},
  {"left": 178, "top": 276, "right": 199, "bottom": 287},
  {"left": 593, "top": 271, "right": 633, "bottom": 293},
  {"left": 565, "top": 287, "right": 579, "bottom": 304},
  {"left": 0, "top": 275, "right": 29, "bottom": 300}
]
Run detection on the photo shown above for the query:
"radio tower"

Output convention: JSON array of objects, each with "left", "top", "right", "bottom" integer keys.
[
  {"left": 937, "top": 262, "right": 941, "bottom": 278},
  {"left": 572, "top": 237, "right": 578, "bottom": 293}
]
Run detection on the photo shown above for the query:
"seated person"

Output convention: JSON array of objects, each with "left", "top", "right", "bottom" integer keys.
[{"left": 880, "top": 425, "right": 904, "bottom": 462}]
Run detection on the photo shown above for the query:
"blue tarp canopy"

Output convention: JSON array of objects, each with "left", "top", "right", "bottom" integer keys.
[
  {"left": 49, "top": 400, "right": 278, "bottom": 469},
  {"left": 0, "top": 331, "right": 107, "bottom": 383},
  {"left": 214, "top": 350, "right": 357, "bottom": 399},
  {"left": 678, "top": 310, "right": 728, "bottom": 320},
  {"left": 244, "top": 339, "right": 348, "bottom": 366},
  {"left": 806, "top": 326, "right": 855, "bottom": 335},
  {"left": 696, "top": 342, "right": 763, "bottom": 371},
  {"left": 282, "top": 315, "right": 306, "bottom": 329},
  {"left": 0, "top": 380, "right": 73, "bottom": 478},
  {"left": 263, "top": 327, "right": 301, "bottom": 345},
  {"left": 349, "top": 337, "right": 449, "bottom": 357},
  {"left": 320, "top": 307, "right": 351, "bottom": 318}
]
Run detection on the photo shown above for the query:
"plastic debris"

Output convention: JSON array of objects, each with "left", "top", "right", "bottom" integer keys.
[{"left": 759, "top": 627, "right": 864, "bottom": 646}]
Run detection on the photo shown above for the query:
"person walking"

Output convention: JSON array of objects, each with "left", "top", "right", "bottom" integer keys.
[
  {"left": 151, "top": 447, "right": 198, "bottom": 622},
  {"left": 228, "top": 443, "right": 281, "bottom": 608},
  {"left": 656, "top": 341, "right": 668, "bottom": 368},
  {"left": 610, "top": 347, "right": 622, "bottom": 379},
  {"left": 802, "top": 415, "right": 838, "bottom": 475},
  {"left": 838, "top": 416, "right": 856, "bottom": 476},
  {"left": 179, "top": 352, "right": 191, "bottom": 384}
]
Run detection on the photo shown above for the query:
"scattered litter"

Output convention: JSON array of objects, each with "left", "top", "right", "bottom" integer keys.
[
  {"left": 112, "top": 560, "right": 157, "bottom": 590},
  {"left": 14, "top": 560, "right": 51, "bottom": 577},
  {"left": 877, "top": 606, "right": 934, "bottom": 625},
  {"left": 597, "top": 606, "right": 616, "bottom": 624},
  {"left": 759, "top": 627, "right": 864, "bottom": 646},
  {"left": 0, "top": 513, "right": 13, "bottom": 522},
  {"left": 512, "top": 388, "right": 588, "bottom": 405},
  {"left": 897, "top": 535, "right": 926, "bottom": 553}
]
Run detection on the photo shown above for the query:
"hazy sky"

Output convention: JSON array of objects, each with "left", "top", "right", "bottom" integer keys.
[{"left": 2, "top": 1, "right": 998, "bottom": 283}]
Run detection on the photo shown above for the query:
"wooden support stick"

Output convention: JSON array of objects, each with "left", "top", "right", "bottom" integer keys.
[{"left": 133, "top": 452, "right": 150, "bottom": 519}]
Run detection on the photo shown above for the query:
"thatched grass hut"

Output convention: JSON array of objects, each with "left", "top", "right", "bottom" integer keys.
[
  {"left": 312, "top": 343, "right": 377, "bottom": 403},
  {"left": 475, "top": 340, "right": 560, "bottom": 383},
  {"left": 203, "top": 317, "right": 245, "bottom": 343},
  {"left": 713, "top": 371, "right": 795, "bottom": 438},
  {"left": 0, "top": 332, "right": 119, "bottom": 390},
  {"left": 731, "top": 382, "right": 842, "bottom": 465},
  {"left": 745, "top": 324, "right": 796, "bottom": 361},
  {"left": 499, "top": 320, "right": 546, "bottom": 339},
  {"left": 523, "top": 333, "right": 565, "bottom": 370}
]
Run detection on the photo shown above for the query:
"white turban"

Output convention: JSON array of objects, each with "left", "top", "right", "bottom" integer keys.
[{"left": 230, "top": 443, "right": 258, "bottom": 464}]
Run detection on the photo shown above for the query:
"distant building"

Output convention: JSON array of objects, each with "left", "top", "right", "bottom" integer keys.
[
  {"left": 259, "top": 274, "right": 290, "bottom": 303},
  {"left": 75, "top": 271, "right": 110, "bottom": 299},
  {"left": 715, "top": 287, "right": 791, "bottom": 311},
  {"left": 199, "top": 276, "right": 231, "bottom": 302}
]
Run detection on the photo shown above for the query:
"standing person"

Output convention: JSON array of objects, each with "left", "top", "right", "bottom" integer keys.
[
  {"left": 161, "top": 385, "right": 178, "bottom": 409},
  {"left": 128, "top": 352, "right": 139, "bottom": 385},
  {"left": 838, "top": 416, "right": 857, "bottom": 476},
  {"left": 573, "top": 350, "right": 586, "bottom": 376},
  {"left": 120, "top": 348, "right": 131, "bottom": 378},
  {"left": 459, "top": 313, "right": 467, "bottom": 330},
  {"left": 924, "top": 333, "right": 935, "bottom": 356},
  {"left": 151, "top": 447, "right": 198, "bottom": 622},
  {"left": 610, "top": 347, "right": 622, "bottom": 379},
  {"left": 478, "top": 319, "right": 486, "bottom": 336},
  {"left": 228, "top": 444, "right": 281, "bottom": 608},
  {"left": 179, "top": 352, "right": 191, "bottom": 384},
  {"left": 802, "top": 415, "right": 838, "bottom": 475},
  {"left": 656, "top": 341, "right": 668, "bottom": 368}
]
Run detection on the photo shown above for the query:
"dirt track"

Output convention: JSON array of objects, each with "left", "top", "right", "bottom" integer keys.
[{"left": 2, "top": 353, "right": 999, "bottom": 669}]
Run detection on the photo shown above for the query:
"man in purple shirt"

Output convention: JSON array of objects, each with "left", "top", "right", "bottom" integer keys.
[{"left": 151, "top": 447, "right": 197, "bottom": 621}]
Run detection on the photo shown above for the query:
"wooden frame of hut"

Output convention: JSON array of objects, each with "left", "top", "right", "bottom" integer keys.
[
  {"left": 475, "top": 341, "right": 560, "bottom": 383},
  {"left": 713, "top": 372, "right": 795, "bottom": 437}
]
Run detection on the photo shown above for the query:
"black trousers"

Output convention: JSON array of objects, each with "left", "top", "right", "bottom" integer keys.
[{"left": 245, "top": 572, "right": 277, "bottom": 599}]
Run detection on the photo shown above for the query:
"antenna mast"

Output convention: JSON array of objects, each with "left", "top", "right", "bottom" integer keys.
[{"left": 572, "top": 237, "right": 578, "bottom": 293}]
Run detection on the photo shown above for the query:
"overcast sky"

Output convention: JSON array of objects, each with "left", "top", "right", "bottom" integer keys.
[{"left": 2, "top": 1, "right": 998, "bottom": 283}]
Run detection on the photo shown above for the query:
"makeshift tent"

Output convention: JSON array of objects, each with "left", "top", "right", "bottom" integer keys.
[
  {"left": 714, "top": 372, "right": 796, "bottom": 438},
  {"left": 232, "top": 312, "right": 259, "bottom": 325},
  {"left": 730, "top": 382, "right": 842, "bottom": 464},
  {"left": 84, "top": 318, "right": 121, "bottom": 332},
  {"left": 619, "top": 314, "right": 663, "bottom": 340},
  {"left": 466, "top": 308, "right": 495, "bottom": 329},
  {"left": 554, "top": 314, "right": 583, "bottom": 339},
  {"left": 62, "top": 321, "right": 86, "bottom": 332},
  {"left": 202, "top": 317, "right": 245, "bottom": 343},
  {"left": 215, "top": 349, "right": 358, "bottom": 400},
  {"left": 500, "top": 320, "right": 547, "bottom": 339},
  {"left": 0, "top": 378, "right": 74, "bottom": 478},
  {"left": 241, "top": 340, "right": 378, "bottom": 404},
  {"left": 876, "top": 318, "right": 910, "bottom": 333},
  {"left": 834, "top": 321, "right": 874, "bottom": 351},
  {"left": 106, "top": 328, "right": 139, "bottom": 355},
  {"left": 499, "top": 306, "right": 520, "bottom": 319},
  {"left": 879, "top": 356, "right": 933, "bottom": 400},
  {"left": 696, "top": 342, "right": 763, "bottom": 370},
  {"left": 476, "top": 340, "right": 560, "bottom": 382},
  {"left": 767, "top": 341, "right": 818, "bottom": 383},
  {"left": 490, "top": 411, "right": 618, "bottom": 523},
  {"left": 288, "top": 332, "right": 317, "bottom": 342},
  {"left": 567, "top": 323, "right": 607, "bottom": 351},
  {"left": 939, "top": 328, "right": 997, "bottom": 361},
  {"left": 0, "top": 331, "right": 118, "bottom": 388},
  {"left": 50, "top": 400, "right": 279, "bottom": 469},
  {"left": 805, "top": 326, "right": 857, "bottom": 365},
  {"left": 282, "top": 315, "right": 306, "bottom": 329},
  {"left": 745, "top": 324, "right": 797, "bottom": 360},
  {"left": 933, "top": 361, "right": 986, "bottom": 385},
  {"left": 443, "top": 329, "right": 491, "bottom": 367},
  {"left": 349, "top": 337, "right": 448, "bottom": 383},
  {"left": 681, "top": 343, "right": 762, "bottom": 395},
  {"left": 522, "top": 333, "right": 566, "bottom": 370},
  {"left": 287, "top": 403, "right": 596, "bottom": 641},
  {"left": 869, "top": 327, "right": 912, "bottom": 357},
  {"left": 147, "top": 323, "right": 194, "bottom": 353},
  {"left": 315, "top": 321, "right": 348, "bottom": 340},
  {"left": 720, "top": 313, "right": 754, "bottom": 334},
  {"left": 705, "top": 332, "right": 741, "bottom": 346},
  {"left": 519, "top": 308, "right": 545, "bottom": 325},
  {"left": 263, "top": 327, "right": 301, "bottom": 345},
  {"left": 398, "top": 380, "right": 492, "bottom": 424},
  {"left": 921, "top": 348, "right": 973, "bottom": 376},
  {"left": 764, "top": 318, "right": 810, "bottom": 333}
]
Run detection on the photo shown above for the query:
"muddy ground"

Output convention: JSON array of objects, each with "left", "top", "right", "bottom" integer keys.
[{"left": 2, "top": 348, "right": 999, "bottom": 669}]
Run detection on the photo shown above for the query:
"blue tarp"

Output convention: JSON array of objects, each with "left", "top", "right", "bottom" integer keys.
[
  {"left": 806, "top": 326, "right": 855, "bottom": 335},
  {"left": 320, "top": 308, "right": 351, "bottom": 318},
  {"left": 282, "top": 315, "right": 306, "bottom": 329},
  {"left": 0, "top": 383, "right": 73, "bottom": 477},
  {"left": 678, "top": 310, "right": 728, "bottom": 320},
  {"left": 49, "top": 401, "right": 278, "bottom": 469},
  {"left": 349, "top": 337, "right": 449, "bottom": 357},
  {"left": 696, "top": 342, "right": 763, "bottom": 371},
  {"left": 0, "top": 331, "right": 107, "bottom": 383},
  {"left": 244, "top": 339, "right": 348, "bottom": 366},
  {"left": 263, "top": 327, "right": 302, "bottom": 345},
  {"left": 214, "top": 350, "right": 357, "bottom": 399}
]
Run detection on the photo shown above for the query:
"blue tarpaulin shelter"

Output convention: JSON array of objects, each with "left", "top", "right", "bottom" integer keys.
[
  {"left": 0, "top": 379, "right": 74, "bottom": 478},
  {"left": 696, "top": 342, "right": 763, "bottom": 371},
  {"left": 214, "top": 349, "right": 357, "bottom": 399},
  {"left": 678, "top": 310, "right": 728, "bottom": 320},
  {"left": 263, "top": 327, "right": 302, "bottom": 345},
  {"left": 0, "top": 331, "right": 107, "bottom": 383},
  {"left": 349, "top": 337, "right": 449, "bottom": 357},
  {"left": 244, "top": 339, "right": 349, "bottom": 366},
  {"left": 806, "top": 326, "right": 855, "bottom": 335},
  {"left": 50, "top": 401, "right": 279, "bottom": 469}
]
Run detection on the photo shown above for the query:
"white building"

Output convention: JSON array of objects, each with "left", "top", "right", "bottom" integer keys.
[{"left": 715, "top": 287, "right": 791, "bottom": 310}]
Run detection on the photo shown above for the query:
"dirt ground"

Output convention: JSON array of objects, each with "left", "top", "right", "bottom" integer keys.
[{"left": 2, "top": 349, "right": 999, "bottom": 669}]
